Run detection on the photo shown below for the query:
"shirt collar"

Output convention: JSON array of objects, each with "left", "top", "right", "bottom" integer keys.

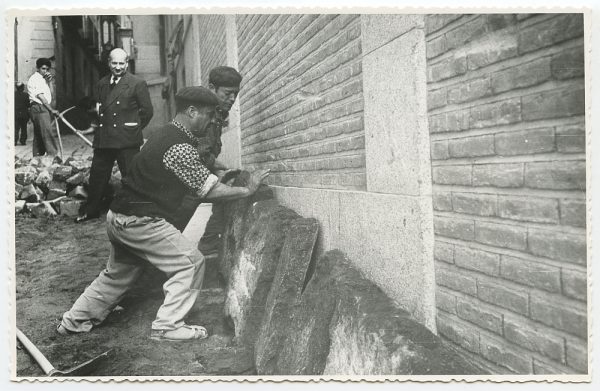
[
  {"left": 171, "top": 120, "right": 199, "bottom": 146},
  {"left": 110, "top": 75, "right": 122, "bottom": 84}
]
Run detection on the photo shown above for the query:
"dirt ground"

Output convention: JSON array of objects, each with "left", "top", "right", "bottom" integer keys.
[{"left": 14, "top": 213, "right": 253, "bottom": 378}]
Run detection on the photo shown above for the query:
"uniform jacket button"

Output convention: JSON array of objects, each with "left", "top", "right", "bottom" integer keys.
[
  {"left": 100, "top": 113, "right": 104, "bottom": 117},
  {"left": 100, "top": 124, "right": 103, "bottom": 127},
  {"left": 113, "top": 124, "right": 117, "bottom": 127},
  {"left": 116, "top": 101, "right": 120, "bottom": 104}
]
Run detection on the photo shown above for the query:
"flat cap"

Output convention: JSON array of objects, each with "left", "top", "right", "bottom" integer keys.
[
  {"left": 175, "top": 86, "right": 220, "bottom": 107},
  {"left": 209, "top": 66, "right": 243, "bottom": 88}
]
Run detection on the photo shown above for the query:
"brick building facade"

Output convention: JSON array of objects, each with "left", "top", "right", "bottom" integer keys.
[
  {"left": 158, "top": 13, "right": 587, "bottom": 374},
  {"left": 426, "top": 14, "right": 587, "bottom": 374}
]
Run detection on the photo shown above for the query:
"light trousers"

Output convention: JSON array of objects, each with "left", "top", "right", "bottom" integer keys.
[{"left": 61, "top": 211, "right": 205, "bottom": 332}]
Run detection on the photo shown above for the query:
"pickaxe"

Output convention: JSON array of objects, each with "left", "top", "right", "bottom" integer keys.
[
  {"left": 54, "top": 106, "right": 94, "bottom": 149},
  {"left": 16, "top": 327, "right": 110, "bottom": 377}
]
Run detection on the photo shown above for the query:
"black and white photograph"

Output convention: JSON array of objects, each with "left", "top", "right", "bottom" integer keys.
[{"left": 4, "top": 6, "right": 592, "bottom": 383}]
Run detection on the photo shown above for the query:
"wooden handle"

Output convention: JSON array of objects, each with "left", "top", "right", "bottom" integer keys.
[
  {"left": 58, "top": 113, "right": 93, "bottom": 147},
  {"left": 16, "top": 328, "right": 55, "bottom": 375}
]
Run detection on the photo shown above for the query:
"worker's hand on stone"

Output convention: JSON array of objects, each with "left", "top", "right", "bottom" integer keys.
[
  {"left": 247, "top": 169, "right": 270, "bottom": 194},
  {"left": 217, "top": 169, "right": 241, "bottom": 185}
]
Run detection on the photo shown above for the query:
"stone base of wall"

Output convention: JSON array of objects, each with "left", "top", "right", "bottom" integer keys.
[
  {"left": 218, "top": 181, "right": 484, "bottom": 375},
  {"left": 271, "top": 185, "right": 437, "bottom": 332}
]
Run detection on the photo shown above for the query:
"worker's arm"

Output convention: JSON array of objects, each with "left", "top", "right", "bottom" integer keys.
[
  {"left": 201, "top": 169, "right": 270, "bottom": 201},
  {"left": 36, "top": 94, "right": 58, "bottom": 117}
]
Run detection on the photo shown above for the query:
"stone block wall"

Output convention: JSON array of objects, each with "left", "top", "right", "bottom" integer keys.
[
  {"left": 425, "top": 14, "right": 587, "bottom": 374},
  {"left": 236, "top": 15, "right": 366, "bottom": 190}
]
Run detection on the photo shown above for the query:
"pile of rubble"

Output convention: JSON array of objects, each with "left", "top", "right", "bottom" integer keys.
[{"left": 14, "top": 155, "right": 121, "bottom": 218}]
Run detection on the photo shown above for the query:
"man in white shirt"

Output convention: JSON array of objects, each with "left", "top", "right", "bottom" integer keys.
[{"left": 27, "top": 58, "right": 59, "bottom": 157}]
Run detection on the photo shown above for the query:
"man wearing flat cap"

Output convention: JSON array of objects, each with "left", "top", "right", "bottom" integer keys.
[
  {"left": 58, "top": 86, "right": 269, "bottom": 342},
  {"left": 27, "top": 58, "right": 60, "bottom": 157},
  {"left": 196, "top": 66, "right": 244, "bottom": 257}
]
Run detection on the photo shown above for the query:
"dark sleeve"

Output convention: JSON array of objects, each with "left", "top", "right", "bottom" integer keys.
[{"left": 136, "top": 80, "right": 154, "bottom": 129}]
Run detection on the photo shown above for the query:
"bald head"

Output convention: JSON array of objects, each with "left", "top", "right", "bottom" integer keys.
[{"left": 108, "top": 48, "right": 129, "bottom": 78}]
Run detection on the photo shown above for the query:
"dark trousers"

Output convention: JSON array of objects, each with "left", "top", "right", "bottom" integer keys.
[
  {"left": 15, "top": 116, "right": 28, "bottom": 144},
  {"left": 85, "top": 147, "right": 139, "bottom": 217},
  {"left": 30, "top": 104, "right": 58, "bottom": 156}
]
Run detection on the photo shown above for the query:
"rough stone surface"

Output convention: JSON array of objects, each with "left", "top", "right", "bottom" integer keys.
[
  {"left": 28, "top": 201, "right": 58, "bottom": 218},
  {"left": 48, "top": 180, "right": 67, "bottom": 193},
  {"left": 34, "top": 170, "right": 53, "bottom": 188},
  {"left": 59, "top": 197, "right": 84, "bottom": 217},
  {"left": 274, "top": 251, "right": 339, "bottom": 375},
  {"left": 66, "top": 172, "right": 86, "bottom": 185},
  {"left": 220, "top": 171, "right": 274, "bottom": 281},
  {"left": 272, "top": 250, "right": 482, "bottom": 375},
  {"left": 68, "top": 159, "right": 92, "bottom": 173},
  {"left": 109, "top": 171, "right": 122, "bottom": 192},
  {"left": 363, "top": 28, "right": 430, "bottom": 197},
  {"left": 46, "top": 188, "right": 67, "bottom": 201},
  {"left": 255, "top": 218, "right": 319, "bottom": 375},
  {"left": 321, "top": 252, "right": 483, "bottom": 375},
  {"left": 223, "top": 198, "right": 299, "bottom": 348},
  {"left": 15, "top": 166, "right": 38, "bottom": 186},
  {"left": 19, "top": 184, "right": 40, "bottom": 203},
  {"left": 15, "top": 200, "right": 26, "bottom": 213},
  {"left": 52, "top": 166, "right": 73, "bottom": 182}
]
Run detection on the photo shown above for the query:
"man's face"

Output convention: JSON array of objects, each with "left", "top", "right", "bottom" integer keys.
[
  {"left": 109, "top": 50, "right": 128, "bottom": 78},
  {"left": 212, "top": 86, "right": 239, "bottom": 112},
  {"left": 37, "top": 65, "right": 50, "bottom": 78},
  {"left": 190, "top": 105, "right": 217, "bottom": 137}
]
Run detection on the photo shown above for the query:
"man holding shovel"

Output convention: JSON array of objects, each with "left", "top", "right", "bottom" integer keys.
[
  {"left": 27, "top": 58, "right": 60, "bottom": 157},
  {"left": 58, "top": 86, "right": 269, "bottom": 341}
]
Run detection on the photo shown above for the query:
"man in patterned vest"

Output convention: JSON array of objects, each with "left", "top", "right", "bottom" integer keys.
[{"left": 58, "top": 86, "right": 269, "bottom": 341}]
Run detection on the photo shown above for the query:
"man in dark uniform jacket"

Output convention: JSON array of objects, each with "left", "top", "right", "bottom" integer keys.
[
  {"left": 76, "top": 48, "right": 153, "bottom": 222},
  {"left": 14, "top": 82, "right": 30, "bottom": 145},
  {"left": 58, "top": 86, "right": 269, "bottom": 341}
]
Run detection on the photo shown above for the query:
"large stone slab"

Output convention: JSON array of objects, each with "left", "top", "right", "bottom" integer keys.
[
  {"left": 255, "top": 218, "right": 319, "bottom": 375},
  {"left": 321, "top": 253, "right": 483, "bottom": 375},
  {"left": 274, "top": 250, "right": 483, "bottom": 376},
  {"left": 220, "top": 171, "right": 273, "bottom": 281},
  {"left": 223, "top": 199, "right": 299, "bottom": 347},
  {"left": 274, "top": 251, "right": 340, "bottom": 375}
]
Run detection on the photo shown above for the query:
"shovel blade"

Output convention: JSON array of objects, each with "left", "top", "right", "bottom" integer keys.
[{"left": 49, "top": 350, "right": 112, "bottom": 377}]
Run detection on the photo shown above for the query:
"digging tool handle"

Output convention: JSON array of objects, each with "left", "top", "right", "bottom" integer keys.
[
  {"left": 57, "top": 113, "right": 93, "bottom": 147},
  {"left": 16, "top": 328, "right": 55, "bottom": 375}
]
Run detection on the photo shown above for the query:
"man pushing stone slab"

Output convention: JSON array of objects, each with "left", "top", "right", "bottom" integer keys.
[{"left": 57, "top": 86, "right": 269, "bottom": 341}]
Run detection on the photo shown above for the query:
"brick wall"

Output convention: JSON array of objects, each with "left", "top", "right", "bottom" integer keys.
[
  {"left": 236, "top": 15, "right": 366, "bottom": 190},
  {"left": 197, "top": 15, "right": 227, "bottom": 87},
  {"left": 426, "top": 14, "right": 587, "bottom": 374}
]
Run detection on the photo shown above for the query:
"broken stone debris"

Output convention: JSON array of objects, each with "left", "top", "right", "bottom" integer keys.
[{"left": 14, "top": 156, "right": 121, "bottom": 218}]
